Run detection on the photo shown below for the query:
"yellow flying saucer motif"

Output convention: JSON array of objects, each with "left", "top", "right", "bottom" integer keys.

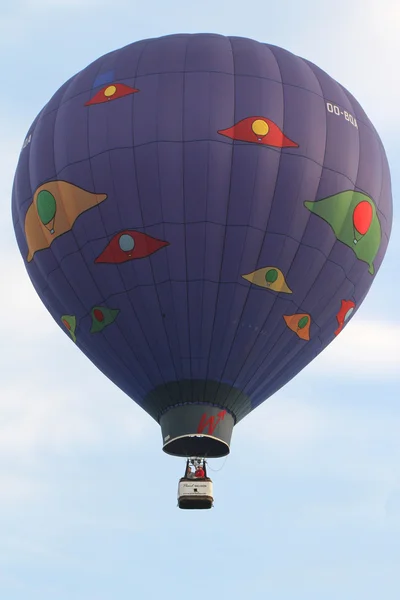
[{"left": 242, "top": 266, "right": 292, "bottom": 293}]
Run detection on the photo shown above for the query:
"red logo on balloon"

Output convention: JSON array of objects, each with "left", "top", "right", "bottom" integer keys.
[
  {"left": 218, "top": 116, "right": 299, "bottom": 148},
  {"left": 95, "top": 230, "right": 169, "bottom": 264},
  {"left": 197, "top": 410, "right": 227, "bottom": 436}
]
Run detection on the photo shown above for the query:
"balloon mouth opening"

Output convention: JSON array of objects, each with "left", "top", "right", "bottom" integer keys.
[
  {"left": 163, "top": 434, "right": 230, "bottom": 458},
  {"left": 159, "top": 403, "right": 235, "bottom": 458}
]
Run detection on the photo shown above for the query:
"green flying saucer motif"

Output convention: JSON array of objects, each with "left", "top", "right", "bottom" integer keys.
[
  {"left": 90, "top": 305, "right": 120, "bottom": 333},
  {"left": 61, "top": 315, "right": 77, "bottom": 342},
  {"left": 304, "top": 191, "right": 381, "bottom": 275}
]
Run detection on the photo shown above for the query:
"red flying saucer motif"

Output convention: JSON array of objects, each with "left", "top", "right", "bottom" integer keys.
[
  {"left": 218, "top": 116, "right": 299, "bottom": 148},
  {"left": 95, "top": 230, "right": 169, "bottom": 264},
  {"left": 85, "top": 83, "right": 139, "bottom": 106},
  {"left": 334, "top": 300, "right": 356, "bottom": 336}
]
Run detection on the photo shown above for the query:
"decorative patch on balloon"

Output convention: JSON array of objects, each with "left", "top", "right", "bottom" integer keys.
[
  {"left": 24, "top": 181, "right": 107, "bottom": 262},
  {"left": 334, "top": 299, "right": 356, "bottom": 336},
  {"left": 218, "top": 116, "right": 299, "bottom": 148},
  {"left": 85, "top": 83, "right": 139, "bottom": 106},
  {"left": 61, "top": 315, "right": 77, "bottom": 342},
  {"left": 283, "top": 313, "right": 311, "bottom": 340},
  {"left": 197, "top": 410, "right": 227, "bottom": 435},
  {"left": 304, "top": 191, "right": 381, "bottom": 275},
  {"left": 242, "top": 266, "right": 292, "bottom": 293},
  {"left": 90, "top": 306, "right": 120, "bottom": 333},
  {"left": 93, "top": 70, "right": 115, "bottom": 88},
  {"left": 95, "top": 230, "right": 169, "bottom": 264}
]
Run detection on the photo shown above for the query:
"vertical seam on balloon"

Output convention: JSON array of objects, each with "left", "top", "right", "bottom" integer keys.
[
  {"left": 15, "top": 115, "right": 38, "bottom": 263},
  {"left": 110, "top": 40, "right": 181, "bottom": 404},
  {"left": 198, "top": 75, "right": 212, "bottom": 404},
  {"left": 133, "top": 50, "right": 183, "bottom": 406},
  {"left": 152, "top": 69, "right": 184, "bottom": 402},
  {"left": 293, "top": 81, "right": 363, "bottom": 341},
  {"left": 344, "top": 88, "right": 384, "bottom": 207},
  {"left": 198, "top": 71, "right": 213, "bottom": 408},
  {"left": 27, "top": 68, "right": 148, "bottom": 398},
  {"left": 317, "top": 84, "right": 363, "bottom": 318},
  {"left": 377, "top": 142, "right": 391, "bottom": 225},
  {"left": 377, "top": 145, "right": 392, "bottom": 241},
  {"left": 250, "top": 326, "right": 323, "bottom": 398},
  {"left": 260, "top": 340, "right": 321, "bottom": 401},
  {"left": 231, "top": 52, "right": 328, "bottom": 410},
  {"left": 76, "top": 57, "right": 154, "bottom": 391},
  {"left": 226, "top": 44, "right": 291, "bottom": 416},
  {"left": 240, "top": 63, "right": 328, "bottom": 404},
  {"left": 149, "top": 39, "right": 191, "bottom": 411},
  {"left": 215, "top": 42, "right": 285, "bottom": 416},
  {"left": 233, "top": 44, "right": 298, "bottom": 418},
  {"left": 98, "top": 52, "right": 167, "bottom": 396},
  {"left": 343, "top": 89, "right": 388, "bottom": 309},
  {"left": 66, "top": 59, "right": 152, "bottom": 396},
  {"left": 26, "top": 80, "right": 78, "bottom": 334},
  {"left": 42, "top": 73, "right": 103, "bottom": 358},
  {"left": 130, "top": 40, "right": 181, "bottom": 411},
  {"left": 62, "top": 56, "right": 153, "bottom": 397},
  {"left": 240, "top": 83, "right": 327, "bottom": 401},
  {"left": 181, "top": 36, "right": 194, "bottom": 404},
  {"left": 213, "top": 143, "right": 261, "bottom": 418},
  {"left": 202, "top": 35, "right": 236, "bottom": 407},
  {"left": 242, "top": 60, "right": 354, "bottom": 406}
]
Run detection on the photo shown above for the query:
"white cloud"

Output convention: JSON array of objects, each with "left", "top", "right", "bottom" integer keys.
[
  {"left": 230, "top": 388, "right": 400, "bottom": 530},
  {"left": 385, "top": 480, "right": 400, "bottom": 525},
  {"left": 291, "top": 0, "right": 400, "bottom": 133},
  {"left": 0, "top": 124, "right": 25, "bottom": 199},
  {"left": 0, "top": 124, "right": 53, "bottom": 340},
  {"left": 310, "top": 319, "right": 400, "bottom": 380},
  {"left": 11, "top": 0, "right": 109, "bottom": 10},
  {"left": 0, "top": 254, "right": 152, "bottom": 468},
  {"left": 1, "top": 0, "right": 399, "bottom": 142},
  {"left": 236, "top": 396, "right": 323, "bottom": 448},
  {"left": 0, "top": 378, "right": 151, "bottom": 461},
  {"left": 235, "top": 386, "right": 400, "bottom": 479},
  {"left": 0, "top": 472, "right": 43, "bottom": 505},
  {"left": 0, "top": 253, "right": 58, "bottom": 340}
]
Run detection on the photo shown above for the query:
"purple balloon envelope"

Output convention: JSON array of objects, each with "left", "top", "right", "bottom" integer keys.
[{"left": 12, "top": 34, "right": 393, "bottom": 457}]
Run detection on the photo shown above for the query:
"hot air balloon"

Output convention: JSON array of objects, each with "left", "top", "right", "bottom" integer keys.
[{"left": 12, "top": 34, "right": 392, "bottom": 509}]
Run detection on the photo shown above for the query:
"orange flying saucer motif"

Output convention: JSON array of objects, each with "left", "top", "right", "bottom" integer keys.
[
  {"left": 218, "top": 116, "right": 299, "bottom": 148},
  {"left": 334, "top": 300, "right": 356, "bottom": 336},
  {"left": 85, "top": 83, "right": 139, "bottom": 106},
  {"left": 24, "top": 181, "right": 107, "bottom": 262},
  {"left": 283, "top": 313, "right": 311, "bottom": 340}
]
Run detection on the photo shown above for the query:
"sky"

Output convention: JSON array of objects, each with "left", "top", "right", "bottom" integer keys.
[{"left": 1, "top": 1, "right": 399, "bottom": 598}]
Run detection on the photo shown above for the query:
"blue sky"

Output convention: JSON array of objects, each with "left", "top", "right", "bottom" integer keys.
[{"left": 1, "top": 1, "right": 399, "bottom": 599}]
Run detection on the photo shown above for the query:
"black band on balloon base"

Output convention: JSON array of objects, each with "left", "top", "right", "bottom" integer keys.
[{"left": 160, "top": 404, "right": 235, "bottom": 458}]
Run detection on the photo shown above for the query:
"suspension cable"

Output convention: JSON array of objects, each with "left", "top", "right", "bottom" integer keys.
[{"left": 206, "top": 455, "right": 229, "bottom": 472}]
